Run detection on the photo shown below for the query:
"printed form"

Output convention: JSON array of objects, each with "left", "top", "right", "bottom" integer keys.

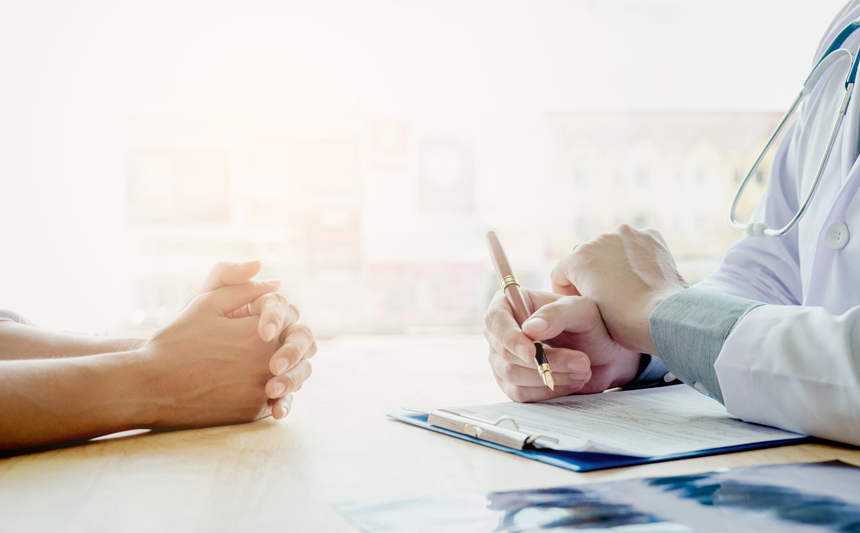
[{"left": 449, "top": 385, "right": 804, "bottom": 457}]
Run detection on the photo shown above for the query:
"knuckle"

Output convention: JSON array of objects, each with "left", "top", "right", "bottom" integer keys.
[
  {"left": 499, "top": 361, "right": 516, "bottom": 382},
  {"left": 484, "top": 305, "right": 503, "bottom": 327},
  {"left": 214, "top": 260, "right": 232, "bottom": 271},
  {"left": 191, "top": 291, "right": 213, "bottom": 307},
  {"left": 501, "top": 330, "right": 521, "bottom": 351},
  {"left": 290, "top": 323, "right": 313, "bottom": 340},
  {"left": 574, "top": 240, "right": 596, "bottom": 258},
  {"left": 510, "top": 386, "right": 527, "bottom": 403},
  {"left": 265, "top": 292, "right": 288, "bottom": 309},
  {"left": 289, "top": 303, "right": 301, "bottom": 321}
]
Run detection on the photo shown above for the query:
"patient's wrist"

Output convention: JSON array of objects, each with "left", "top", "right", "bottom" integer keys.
[{"left": 70, "top": 350, "right": 161, "bottom": 434}]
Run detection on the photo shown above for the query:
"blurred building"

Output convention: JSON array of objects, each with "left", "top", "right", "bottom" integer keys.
[
  {"left": 545, "top": 112, "right": 781, "bottom": 281},
  {"left": 120, "top": 112, "right": 781, "bottom": 336}
]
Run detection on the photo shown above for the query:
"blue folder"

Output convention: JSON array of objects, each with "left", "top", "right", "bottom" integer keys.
[{"left": 388, "top": 411, "right": 808, "bottom": 473}]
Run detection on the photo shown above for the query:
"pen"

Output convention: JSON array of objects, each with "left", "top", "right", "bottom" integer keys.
[{"left": 485, "top": 231, "right": 555, "bottom": 391}]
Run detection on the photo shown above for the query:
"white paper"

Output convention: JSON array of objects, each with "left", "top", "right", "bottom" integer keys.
[{"left": 447, "top": 385, "right": 805, "bottom": 457}]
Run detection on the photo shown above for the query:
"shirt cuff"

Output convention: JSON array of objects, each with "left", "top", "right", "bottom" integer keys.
[
  {"left": 0, "top": 309, "right": 32, "bottom": 326},
  {"left": 624, "top": 354, "right": 678, "bottom": 390},
  {"left": 648, "top": 289, "right": 762, "bottom": 403}
]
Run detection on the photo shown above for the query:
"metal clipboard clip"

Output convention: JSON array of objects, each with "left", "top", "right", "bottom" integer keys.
[{"left": 428, "top": 409, "right": 560, "bottom": 451}]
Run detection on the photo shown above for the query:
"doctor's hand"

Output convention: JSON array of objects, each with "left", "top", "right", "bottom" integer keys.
[
  {"left": 180, "top": 261, "right": 317, "bottom": 419},
  {"left": 551, "top": 224, "right": 688, "bottom": 356},
  {"left": 484, "top": 288, "right": 642, "bottom": 402}
]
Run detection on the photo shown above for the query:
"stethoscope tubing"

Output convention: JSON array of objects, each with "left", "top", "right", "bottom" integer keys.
[
  {"left": 729, "top": 19, "right": 860, "bottom": 237},
  {"left": 729, "top": 86, "right": 852, "bottom": 237}
]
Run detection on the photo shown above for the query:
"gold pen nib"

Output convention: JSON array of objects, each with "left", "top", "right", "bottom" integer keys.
[{"left": 538, "top": 363, "right": 554, "bottom": 391}]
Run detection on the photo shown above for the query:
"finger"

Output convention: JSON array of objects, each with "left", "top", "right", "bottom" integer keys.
[
  {"left": 190, "top": 260, "right": 262, "bottom": 300},
  {"left": 485, "top": 288, "right": 571, "bottom": 363},
  {"left": 251, "top": 293, "right": 300, "bottom": 342},
  {"left": 225, "top": 303, "right": 253, "bottom": 320},
  {"left": 269, "top": 325, "right": 316, "bottom": 375},
  {"left": 257, "top": 399, "right": 274, "bottom": 421},
  {"left": 521, "top": 296, "right": 602, "bottom": 342},
  {"left": 495, "top": 374, "right": 589, "bottom": 403},
  {"left": 266, "top": 360, "right": 312, "bottom": 398},
  {"left": 485, "top": 297, "right": 534, "bottom": 362},
  {"left": 491, "top": 353, "right": 590, "bottom": 389},
  {"left": 201, "top": 279, "right": 282, "bottom": 315},
  {"left": 550, "top": 254, "right": 581, "bottom": 296},
  {"left": 485, "top": 325, "right": 584, "bottom": 372},
  {"left": 271, "top": 394, "right": 294, "bottom": 420},
  {"left": 490, "top": 344, "right": 590, "bottom": 385}
]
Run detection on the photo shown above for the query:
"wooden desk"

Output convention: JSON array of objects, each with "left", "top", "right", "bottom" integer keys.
[{"left": 1, "top": 335, "right": 858, "bottom": 531}]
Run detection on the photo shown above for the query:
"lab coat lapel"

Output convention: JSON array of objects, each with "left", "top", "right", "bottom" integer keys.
[{"left": 804, "top": 97, "right": 860, "bottom": 306}]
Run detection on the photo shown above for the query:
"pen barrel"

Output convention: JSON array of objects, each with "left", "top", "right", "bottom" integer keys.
[
  {"left": 503, "top": 283, "right": 533, "bottom": 327},
  {"left": 486, "top": 231, "right": 514, "bottom": 281},
  {"left": 533, "top": 341, "right": 549, "bottom": 367}
]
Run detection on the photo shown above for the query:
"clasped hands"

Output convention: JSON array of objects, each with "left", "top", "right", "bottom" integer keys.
[
  {"left": 484, "top": 225, "right": 688, "bottom": 402},
  {"left": 138, "top": 260, "right": 316, "bottom": 426}
]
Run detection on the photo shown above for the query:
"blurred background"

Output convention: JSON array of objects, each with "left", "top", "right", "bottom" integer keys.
[{"left": 0, "top": 0, "right": 847, "bottom": 337}]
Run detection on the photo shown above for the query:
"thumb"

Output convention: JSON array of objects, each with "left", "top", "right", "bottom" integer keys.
[
  {"left": 190, "top": 260, "right": 262, "bottom": 301},
  {"left": 521, "top": 296, "right": 601, "bottom": 341},
  {"left": 200, "top": 279, "right": 282, "bottom": 315},
  {"left": 550, "top": 255, "right": 581, "bottom": 296}
]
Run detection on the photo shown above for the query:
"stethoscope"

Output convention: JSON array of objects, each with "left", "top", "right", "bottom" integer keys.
[{"left": 730, "top": 19, "right": 860, "bottom": 237}]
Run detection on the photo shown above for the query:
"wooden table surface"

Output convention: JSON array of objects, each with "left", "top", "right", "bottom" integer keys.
[{"left": 1, "top": 335, "right": 858, "bottom": 532}]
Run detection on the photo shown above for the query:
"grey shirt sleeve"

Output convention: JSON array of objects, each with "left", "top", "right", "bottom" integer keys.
[{"left": 648, "top": 289, "right": 762, "bottom": 404}]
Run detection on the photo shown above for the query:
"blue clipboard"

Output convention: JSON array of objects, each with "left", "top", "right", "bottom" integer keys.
[{"left": 388, "top": 411, "right": 808, "bottom": 473}]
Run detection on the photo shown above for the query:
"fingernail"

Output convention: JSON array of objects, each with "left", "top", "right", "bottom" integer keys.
[
  {"left": 276, "top": 358, "right": 289, "bottom": 374},
  {"left": 280, "top": 404, "right": 290, "bottom": 419},
  {"left": 239, "top": 259, "right": 260, "bottom": 266},
  {"left": 524, "top": 317, "right": 548, "bottom": 332},
  {"left": 569, "top": 358, "right": 589, "bottom": 373},
  {"left": 515, "top": 344, "right": 530, "bottom": 361},
  {"left": 273, "top": 382, "right": 286, "bottom": 396},
  {"left": 263, "top": 323, "right": 277, "bottom": 341}
]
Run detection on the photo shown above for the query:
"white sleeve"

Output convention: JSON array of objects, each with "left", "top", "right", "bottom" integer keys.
[{"left": 715, "top": 304, "right": 860, "bottom": 446}]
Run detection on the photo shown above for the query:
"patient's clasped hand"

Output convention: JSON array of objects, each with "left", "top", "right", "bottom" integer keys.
[{"left": 0, "top": 260, "right": 316, "bottom": 450}]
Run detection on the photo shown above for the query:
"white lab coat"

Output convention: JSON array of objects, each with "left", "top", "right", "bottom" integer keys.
[{"left": 702, "top": 1, "right": 860, "bottom": 444}]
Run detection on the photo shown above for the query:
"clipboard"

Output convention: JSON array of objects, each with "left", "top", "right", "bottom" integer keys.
[{"left": 388, "top": 410, "right": 809, "bottom": 473}]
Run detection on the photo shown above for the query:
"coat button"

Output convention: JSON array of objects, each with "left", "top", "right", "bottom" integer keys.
[{"left": 826, "top": 222, "right": 850, "bottom": 250}]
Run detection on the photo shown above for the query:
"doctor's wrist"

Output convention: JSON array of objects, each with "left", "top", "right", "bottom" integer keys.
[{"left": 629, "top": 287, "right": 687, "bottom": 356}]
